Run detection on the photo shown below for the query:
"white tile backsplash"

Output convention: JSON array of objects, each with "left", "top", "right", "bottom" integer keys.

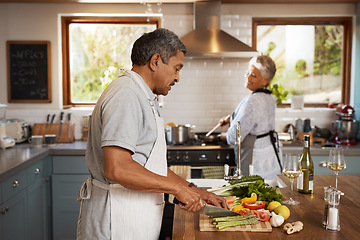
[{"left": 5, "top": 13, "right": 337, "bottom": 140}]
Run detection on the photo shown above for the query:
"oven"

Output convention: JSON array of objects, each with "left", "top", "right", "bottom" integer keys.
[{"left": 166, "top": 140, "right": 235, "bottom": 179}]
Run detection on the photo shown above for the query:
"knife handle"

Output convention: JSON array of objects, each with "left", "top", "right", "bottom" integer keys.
[
  {"left": 173, "top": 198, "right": 183, "bottom": 205},
  {"left": 50, "top": 114, "right": 56, "bottom": 124},
  {"left": 46, "top": 114, "right": 50, "bottom": 123},
  {"left": 67, "top": 112, "right": 71, "bottom": 122},
  {"left": 60, "top": 112, "right": 64, "bottom": 122}
]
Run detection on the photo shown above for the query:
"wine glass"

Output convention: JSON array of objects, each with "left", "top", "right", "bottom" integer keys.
[
  {"left": 328, "top": 148, "right": 346, "bottom": 189},
  {"left": 282, "top": 154, "right": 302, "bottom": 205}
]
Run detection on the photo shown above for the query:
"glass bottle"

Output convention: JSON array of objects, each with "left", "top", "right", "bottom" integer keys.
[{"left": 297, "top": 135, "right": 314, "bottom": 194}]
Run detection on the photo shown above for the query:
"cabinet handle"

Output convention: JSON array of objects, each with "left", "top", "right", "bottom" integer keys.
[
  {"left": 0, "top": 207, "right": 9, "bottom": 215},
  {"left": 34, "top": 168, "right": 41, "bottom": 174},
  {"left": 12, "top": 180, "right": 20, "bottom": 187}
]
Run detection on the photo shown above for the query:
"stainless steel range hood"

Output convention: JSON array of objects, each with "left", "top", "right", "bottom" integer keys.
[{"left": 180, "top": 1, "right": 258, "bottom": 59}]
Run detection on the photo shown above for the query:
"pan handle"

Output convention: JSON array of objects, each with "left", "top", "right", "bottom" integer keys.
[{"left": 206, "top": 115, "right": 230, "bottom": 137}]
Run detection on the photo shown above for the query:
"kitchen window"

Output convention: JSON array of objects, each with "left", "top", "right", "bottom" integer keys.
[
  {"left": 61, "top": 16, "right": 160, "bottom": 107},
  {"left": 252, "top": 17, "right": 352, "bottom": 107}
]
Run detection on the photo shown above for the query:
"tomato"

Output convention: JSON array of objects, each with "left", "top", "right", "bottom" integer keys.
[
  {"left": 225, "top": 196, "right": 236, "bottom": 205},
  {"left": 254, "top": 209, "right": 271, "bottom": 222},
  {"left": 243, "top": 201, "right": 266, "bottom": 210},
  {"left": 236, "top": 209, "right": 250, "bottom": 215}
]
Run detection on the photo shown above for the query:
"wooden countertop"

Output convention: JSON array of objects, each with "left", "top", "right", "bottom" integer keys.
[{"left": 172, "top": 175, "right": 360, "bottom": 239}]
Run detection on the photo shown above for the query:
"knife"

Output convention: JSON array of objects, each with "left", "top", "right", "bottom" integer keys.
[
  {"left": 46, "top": 114, "right": 50, "bottom": 128},
  {"left": 50, "top": 114, "right": 56, "bottom": 127},
  {"left": 57, "top": 112, "right": 64, "bottom": 140},
  {"left": 67, "top": 112, "right": 72, "bottom": 140},
  {"left": 173, "top": 198, "right": 239, "bottom": 218}
]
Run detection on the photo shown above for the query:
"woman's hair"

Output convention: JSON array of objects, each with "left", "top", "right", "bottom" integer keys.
[
  {"left": 131, "top": 28, "right": 187, "bottom": 66},
  {"left": 249, "top": 55, "right": 277, "bottom": 81}
]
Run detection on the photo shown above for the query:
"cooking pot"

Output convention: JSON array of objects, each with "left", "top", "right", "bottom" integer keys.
[
  {"left": 165, "top": 125, "right": 192, "bottom": 145},
  {"left": 194, "top": 132, "right": 220, "bottom": 144}
]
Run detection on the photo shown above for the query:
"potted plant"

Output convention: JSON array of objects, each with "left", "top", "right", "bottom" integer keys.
[
  {"left": 268, "top": 83, "right": 288, "bottom": 105},
  {"left": 290, "top": 89, "right": 305, "bottom": 110}
]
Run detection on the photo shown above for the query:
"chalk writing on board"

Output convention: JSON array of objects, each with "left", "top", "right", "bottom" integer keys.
[{"left": 7, "top": 41, "right": 51, "bottom": 103}]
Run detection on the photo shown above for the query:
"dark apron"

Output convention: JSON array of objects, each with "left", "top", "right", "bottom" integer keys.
[{"left": 234, "top": 130, "right": 282, "bottom": 176}]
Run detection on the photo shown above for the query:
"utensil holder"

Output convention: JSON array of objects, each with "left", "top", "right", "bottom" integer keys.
[{"left": 32, "top": 123, "right": 75, "bottom": 143}]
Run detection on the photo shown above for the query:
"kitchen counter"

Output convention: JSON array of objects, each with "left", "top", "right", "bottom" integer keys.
[
  {"left": 1, "top": 140, "right": 360, "bottom": 182},
  {"left": 172, "top": 174, "right": 360, "bottom": 239},
  {"left": 0, "top": 141, "right": 86, "bottom": 182}
]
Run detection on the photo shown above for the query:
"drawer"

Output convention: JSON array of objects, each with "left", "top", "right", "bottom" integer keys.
[
  {"left": 52, "top": 156, "right": 88, "bottom": 174},
  {"left": 27, "top": 160, "right": 46, "bottom": 185},
  {"left": 1, "top": 169, "right": 27, "bottom": 203}
]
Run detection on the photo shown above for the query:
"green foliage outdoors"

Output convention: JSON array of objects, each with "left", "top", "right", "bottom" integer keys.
[
  {"left": 314, "top": 25, "right": 342, "bottom": 76},
  {"left": 70, "top": 24, "right": 156, "bottom": 102}
]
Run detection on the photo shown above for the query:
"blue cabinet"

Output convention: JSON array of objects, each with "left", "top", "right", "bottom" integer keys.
[
  {"left": 0, "top": 157, "right": 51, "bottom": 240},
  {"left": 27, "top": 157, "right": 51, "bottom": 240},
  {"left": 52, "top": 156, "right": 89, "bottom": 240}
]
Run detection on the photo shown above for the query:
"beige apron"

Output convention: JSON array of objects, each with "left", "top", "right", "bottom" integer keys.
[
  {"left": 77, "top": 70, "right": 168, "bottom": 240},
  {"left": 108, "top": 70, "right": 168, "bottom": 240}
]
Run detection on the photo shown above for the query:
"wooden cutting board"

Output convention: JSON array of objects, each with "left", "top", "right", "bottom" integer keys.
[{"left": 199, "top": 214, "right": 272, "bottom": 232}]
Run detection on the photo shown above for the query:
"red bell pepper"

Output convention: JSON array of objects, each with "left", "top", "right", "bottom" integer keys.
[{"left": 243, "top": 201, "right": 266, "bottom": 210}]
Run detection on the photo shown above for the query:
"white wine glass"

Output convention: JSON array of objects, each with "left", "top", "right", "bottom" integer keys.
[
  {"left": 282, "top": 154, "right": 302, "bottom": 205},
  {"left": 328, "top": 148, "right": 346, "bottom": 189}
]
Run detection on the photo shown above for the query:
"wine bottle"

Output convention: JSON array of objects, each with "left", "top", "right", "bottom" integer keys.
[{"left": 297, "top": 135, "right": 314, "bottom": 194}]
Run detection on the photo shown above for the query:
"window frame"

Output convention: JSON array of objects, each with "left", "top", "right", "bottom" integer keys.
[
  {"left": 61, "top": 15, "right": 161, "bottom": 107},
  {"left": 252, "top": 17, "right": 352, "bottom": 107}
]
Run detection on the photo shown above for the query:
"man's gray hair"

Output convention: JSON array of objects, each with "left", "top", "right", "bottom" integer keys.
[
  {"left": 249, "top": 55, "right": 276, "bottom": 81},
  {"left": 131, "top": 28, "right": 186, "bottom": 66}
]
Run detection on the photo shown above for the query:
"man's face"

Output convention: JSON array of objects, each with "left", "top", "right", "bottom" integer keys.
[{"left": 153, "top": 50, "right": 184, "bottom": 96}]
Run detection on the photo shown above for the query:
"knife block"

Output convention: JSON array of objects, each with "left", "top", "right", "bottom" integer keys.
[{"left": 32, "top": 123, "right": 75, "bottom": 143}]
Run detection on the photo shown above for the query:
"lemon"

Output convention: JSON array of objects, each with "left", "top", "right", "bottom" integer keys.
[
  {"left": 267, "top": 201, "right": 282, "bottom": 212},
  {"left": 274, "top": 205, "right": 290, "bottom": 220}
]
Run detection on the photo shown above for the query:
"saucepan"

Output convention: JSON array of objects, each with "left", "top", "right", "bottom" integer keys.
[{"left": 165, "top": 124, "right": 193, "bottom": 145}]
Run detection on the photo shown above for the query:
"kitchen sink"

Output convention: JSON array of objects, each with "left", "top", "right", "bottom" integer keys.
[{"left": 187, "top": 175, "right": 287, "bottom": 189}]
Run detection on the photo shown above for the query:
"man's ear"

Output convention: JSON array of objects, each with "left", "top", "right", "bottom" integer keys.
[{"left": 149, "top": 53, "right": 161, "bottom": 71}]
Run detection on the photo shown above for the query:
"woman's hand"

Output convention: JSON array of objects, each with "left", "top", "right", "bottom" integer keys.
[{"left": 219, "top": 115, "right": 231, "bottom": 127}]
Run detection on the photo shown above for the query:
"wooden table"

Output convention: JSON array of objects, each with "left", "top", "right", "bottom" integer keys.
[{"left": 172, "top": 175, "right": 360, "bottom": 240}]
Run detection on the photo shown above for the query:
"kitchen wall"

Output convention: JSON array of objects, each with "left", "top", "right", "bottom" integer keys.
[{"left": 0, "top": 2, "right": 357, "bottom": 140}]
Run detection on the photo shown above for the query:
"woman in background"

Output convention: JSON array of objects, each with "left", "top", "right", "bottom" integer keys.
[{"left": 219, "top": 55, "right": 282, "bottom": 180}]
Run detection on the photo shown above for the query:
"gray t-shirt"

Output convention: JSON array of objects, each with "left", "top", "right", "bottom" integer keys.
[{"left": 86, "top": 71, "right": 160, "bottom": 183}]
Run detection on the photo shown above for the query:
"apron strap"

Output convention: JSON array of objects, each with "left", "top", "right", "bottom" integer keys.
[{"left": 256, "top": 130, "right": 283, "bottom": 172}]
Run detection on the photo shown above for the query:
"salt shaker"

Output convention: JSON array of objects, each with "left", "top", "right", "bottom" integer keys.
[
  {"left": 322, "top": 186, "right": 335, "bottom": 227},
  {"left": 326, "top": 189, "right": 344, "bottom": 231}
]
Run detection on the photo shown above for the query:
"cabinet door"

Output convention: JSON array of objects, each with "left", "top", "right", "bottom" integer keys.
[
  {"left": 52, "top": 174, "right": 88, "bottom": 240},
  {"left": 28, "top": 178, "right": 50, "bottom": 240},
  {"left": 1, "top": 189, "right": 27, "bottom": 240}
]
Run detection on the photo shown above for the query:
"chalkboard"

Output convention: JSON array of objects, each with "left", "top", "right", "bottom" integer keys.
[{"left": 7, "top": 41, "right": 51, "bottom": 103}]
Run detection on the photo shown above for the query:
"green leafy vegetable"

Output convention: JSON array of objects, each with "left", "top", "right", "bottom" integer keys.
[{"left": 209, "top": 175, "right": 283, "bottom": 205}]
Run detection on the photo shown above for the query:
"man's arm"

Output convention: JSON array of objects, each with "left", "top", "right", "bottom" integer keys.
[{"left": 103, "top": 145, "right": 204, "bottom": 212}]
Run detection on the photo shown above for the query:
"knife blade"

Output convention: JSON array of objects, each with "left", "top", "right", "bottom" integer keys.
[
  {"left": 57, "top": 112, "right": 64, "bottom": 141},
  {"left": 173, "top": 198, "right": 238, "bottom": 218},
  {"left": 201, "top": 203, "right": 240, "bottom": 218}
]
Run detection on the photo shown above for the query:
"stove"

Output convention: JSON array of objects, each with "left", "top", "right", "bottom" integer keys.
[{"left": 167, "top": 138, "right": 235, "bottom": 174}]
